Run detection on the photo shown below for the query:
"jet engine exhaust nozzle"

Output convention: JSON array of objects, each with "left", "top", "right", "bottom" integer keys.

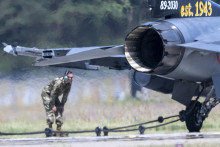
[{"left": 125, "top": 21, "right": 185, "bottom": 75}]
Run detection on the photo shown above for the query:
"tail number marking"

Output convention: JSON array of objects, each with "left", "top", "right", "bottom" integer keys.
[{"left": 160, "top": 1, "right": 178, "bottom": 10}]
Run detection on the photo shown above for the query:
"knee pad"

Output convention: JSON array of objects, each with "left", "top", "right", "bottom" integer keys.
[
  {"left": 56, "top": 117, "right": 63, "bottom": 126},
  {"left": 47, "top": 115, "right": 55, "bottom": 124}
]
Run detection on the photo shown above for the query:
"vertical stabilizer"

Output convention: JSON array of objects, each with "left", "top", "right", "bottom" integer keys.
[{"left": 148, "top": 0, "right": 220, "bottom": 18}]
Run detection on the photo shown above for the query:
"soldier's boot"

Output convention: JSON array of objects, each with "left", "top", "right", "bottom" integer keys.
[
  {"left": 56, "top": 125, "right": 68, "bottom": 137},
  {"left": 48, "top": 123, "right": 56, "bottom": 137},
  {"left": 53, "top": 125, "right": 61, "bottom": 137},
  {"left": 57, "top": 125, "right": 62, "bottom": 131}
]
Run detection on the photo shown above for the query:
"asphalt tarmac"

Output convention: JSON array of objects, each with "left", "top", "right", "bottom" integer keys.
[{"left": 1, "top": 132, "right": 220, "bottom": 147}]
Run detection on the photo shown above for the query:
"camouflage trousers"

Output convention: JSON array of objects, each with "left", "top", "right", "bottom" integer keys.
[{"left": 41, "top": 91, "right": 64, "bottom": 126}]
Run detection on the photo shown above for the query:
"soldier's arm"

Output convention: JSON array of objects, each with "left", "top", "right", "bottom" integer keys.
[
  {"left": 61, "top": 87, "right": 70, "bottom": 106},
  {"left": 50, "top": 79, "right": 61, "bottom": 107}
]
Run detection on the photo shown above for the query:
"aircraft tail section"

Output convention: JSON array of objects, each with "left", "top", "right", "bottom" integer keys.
[{"left": 148, "top": 0, "right": 220, "bottom": 18}]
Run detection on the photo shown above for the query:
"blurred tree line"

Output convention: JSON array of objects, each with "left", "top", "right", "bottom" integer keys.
[
  {"left": 0, "top": 0, "right": 149, "bottom": 71},
  {"left": 0, "top": 0, "right": 219, "bottom": 71}
]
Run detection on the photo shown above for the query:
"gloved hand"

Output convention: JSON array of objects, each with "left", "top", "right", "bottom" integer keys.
[{"left": 56, "top": 106, "right": 64, "bottom": 113}]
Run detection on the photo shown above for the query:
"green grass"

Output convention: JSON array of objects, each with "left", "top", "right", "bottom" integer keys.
[{"left": 1, "top": 97, "right": 220, "bottom": 139}]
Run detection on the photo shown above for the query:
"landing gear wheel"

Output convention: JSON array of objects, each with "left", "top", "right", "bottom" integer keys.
[{"left": 185, "top": 100, "right": 203, "bottom": 132}]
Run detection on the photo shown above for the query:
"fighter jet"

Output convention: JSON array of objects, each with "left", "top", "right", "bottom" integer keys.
[{"left": 3, "top": 0, "right": 220, "bottom": 132}]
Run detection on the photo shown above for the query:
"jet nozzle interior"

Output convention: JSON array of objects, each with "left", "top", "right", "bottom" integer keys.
[
  {"left": 139, "top": 28, "right": 164, "bottom": 69},
  {"left": 125, "top": 21, "right": 184, "bottom": 75}
]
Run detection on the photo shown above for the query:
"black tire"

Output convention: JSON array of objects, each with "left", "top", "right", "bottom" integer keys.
[{"left": 185, "top": 100, "right": 203, "bottom": 132}]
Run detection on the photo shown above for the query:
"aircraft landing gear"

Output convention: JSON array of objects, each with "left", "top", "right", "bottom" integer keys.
[
  {"left": 185, "top": 100, "right": 203, "bottom": 132},
  {"left": 185, "top": 86, "right": 220, "bottom": 132}
]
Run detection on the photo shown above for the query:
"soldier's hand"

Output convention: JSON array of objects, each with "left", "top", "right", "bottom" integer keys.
[{"left": 52, "top": 106, "right": 57, "bottom": 112}]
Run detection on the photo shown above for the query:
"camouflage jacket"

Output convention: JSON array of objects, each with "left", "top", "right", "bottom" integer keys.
[{"left": 42, "top": 77, "right": 71, "bottom": 107}]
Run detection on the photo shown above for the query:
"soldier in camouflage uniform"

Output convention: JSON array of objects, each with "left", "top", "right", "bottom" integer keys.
[{"left": 41, "top": 70, "right": 73, "bottom": 131}]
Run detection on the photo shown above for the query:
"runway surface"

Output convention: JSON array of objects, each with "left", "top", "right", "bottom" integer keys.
[{"left": 1, "top": 132, "right": 220, "bottom": 146}]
